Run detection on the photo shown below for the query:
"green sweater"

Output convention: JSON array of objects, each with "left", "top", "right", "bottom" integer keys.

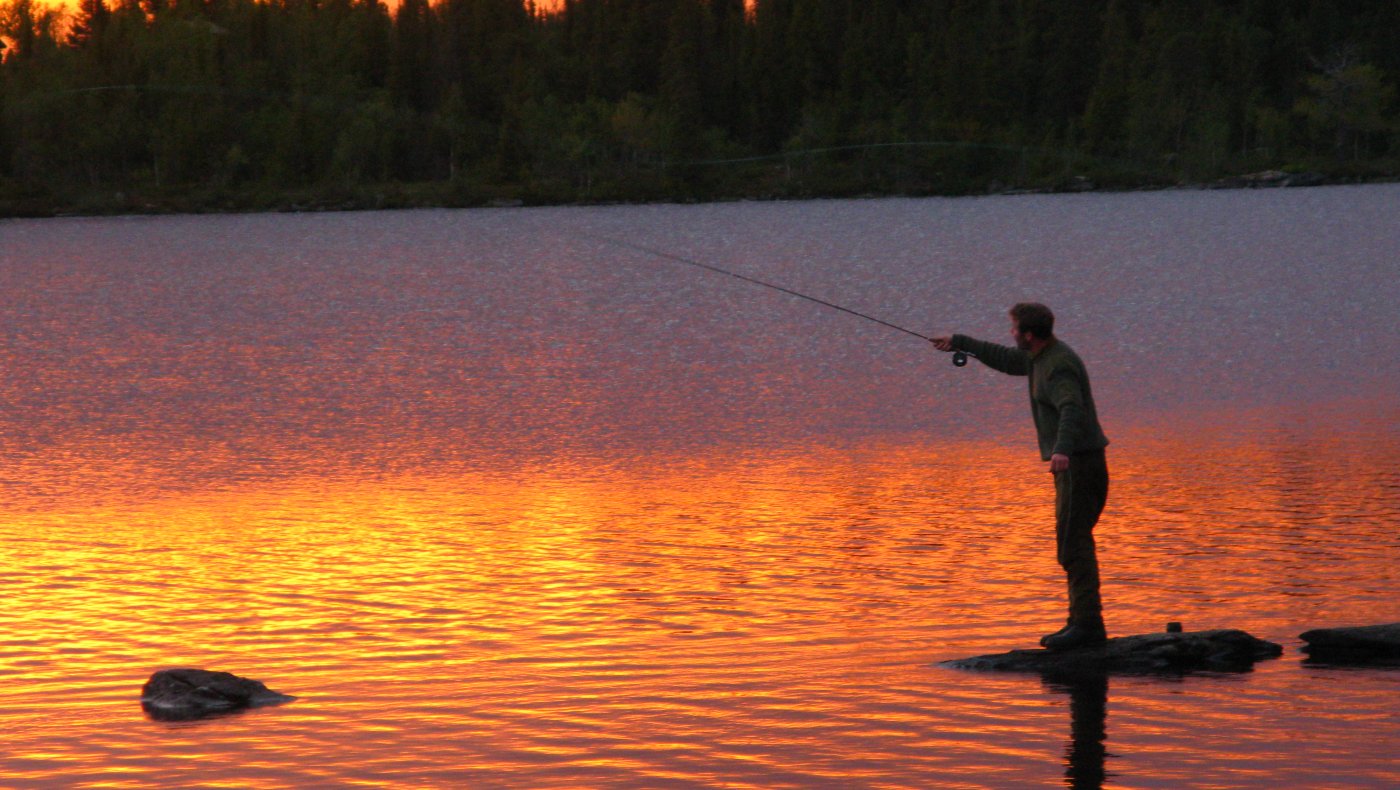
[{"left": 951, "top": 334, "right": 1110, "bottom": 460}]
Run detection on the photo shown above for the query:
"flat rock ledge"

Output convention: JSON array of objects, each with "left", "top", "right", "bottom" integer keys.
[
  {"left": 941, "top": 629, "right": 1283, "bottom": 677},
  {"left": 1300, "top": 623, "right": 1400, "bottom": 665},
  {"left": 142, "top": 668, "right": 295, "bottom": 721}
]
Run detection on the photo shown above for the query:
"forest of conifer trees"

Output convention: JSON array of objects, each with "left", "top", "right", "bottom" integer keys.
[{"left": 1, "top": 0, "right": 1397, "bottom": 214}]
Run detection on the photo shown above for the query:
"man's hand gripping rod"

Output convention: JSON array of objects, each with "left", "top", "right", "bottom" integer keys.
[{"left": 932, "top": 336, "right": 978, "bottom": 367}]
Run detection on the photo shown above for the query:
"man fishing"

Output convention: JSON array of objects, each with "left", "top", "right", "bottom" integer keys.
[{"left": 931, "top": 303, "right": 1110, "bottom": 651}]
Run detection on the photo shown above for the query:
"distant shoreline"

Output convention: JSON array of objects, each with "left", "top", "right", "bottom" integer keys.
[{"left": 5, "top": 169, "right": 1396, "bottom": 220}]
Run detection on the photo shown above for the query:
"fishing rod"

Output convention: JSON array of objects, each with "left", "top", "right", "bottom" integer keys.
[{"left": 582, "top": 231, "right": 972, "bottom": 367}]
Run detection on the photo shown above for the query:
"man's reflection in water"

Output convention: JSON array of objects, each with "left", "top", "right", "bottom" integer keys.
[{"left": 1044, "top": 673, "right": 1109, "bottom": 789}]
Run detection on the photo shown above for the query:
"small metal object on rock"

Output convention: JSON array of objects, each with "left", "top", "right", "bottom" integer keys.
[{"left": 1166, "top": 622, "right": 1182, "bottom": 633}]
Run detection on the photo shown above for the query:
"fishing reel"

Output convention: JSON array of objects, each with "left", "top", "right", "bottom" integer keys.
[{"left": 952, "top": 350, "right": 976, "bottom": 367}]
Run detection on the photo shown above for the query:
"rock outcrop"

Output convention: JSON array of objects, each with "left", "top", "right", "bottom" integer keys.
[
  {"left": 141, "top": 668, "right": 296, "bottom": 720},
  {"left": 942, "top": 629, "right": 1283, "bottom": 677},
  {"left": 1299, "top": 623, "right": 1400, "bottom": 665}
]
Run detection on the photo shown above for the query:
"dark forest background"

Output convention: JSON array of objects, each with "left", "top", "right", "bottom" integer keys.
[{"left": 2, "top": 0, "right": 1397, "bottom": 214}]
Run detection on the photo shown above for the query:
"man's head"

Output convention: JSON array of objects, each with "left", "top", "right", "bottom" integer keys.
[{"left": 1009, "top": 302, "right": 1054, "bottom": 351}]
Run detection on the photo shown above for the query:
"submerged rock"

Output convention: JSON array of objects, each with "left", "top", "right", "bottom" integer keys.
[
  {"left": 1300, "top": 623, "right": 1400, "bottom": 665},
  {"left": 141, "top": 668, "right": 295, "bottom": 720},
  {"left": 942, "top": 629, "right": 1283, "bottom": 677}
]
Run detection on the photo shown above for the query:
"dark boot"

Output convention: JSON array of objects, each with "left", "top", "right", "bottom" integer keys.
[
  {"left": 1040, "top": 619, "right": 1073, "bottom": 648},
  {"left": 1043, "top": 619, "right": 1107, "bottom": 651}
]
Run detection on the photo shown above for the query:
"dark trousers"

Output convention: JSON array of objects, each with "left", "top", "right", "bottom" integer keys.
[{"left": 1053, "top": 449, "right": 1108, "bottom": 623}]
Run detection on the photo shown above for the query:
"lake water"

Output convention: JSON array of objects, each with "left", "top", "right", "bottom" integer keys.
[{"left": 1, "top": 186, "right": 1398, "bottom": 788}]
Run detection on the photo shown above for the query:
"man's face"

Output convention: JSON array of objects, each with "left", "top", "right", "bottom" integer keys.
[{"left": 1010, "top": 318, "right": 1033, "bottom": 351}]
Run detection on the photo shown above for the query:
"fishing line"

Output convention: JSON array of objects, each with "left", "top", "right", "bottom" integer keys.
[{"left": 579, "top": 231, "right": 939, "bottom": 345}]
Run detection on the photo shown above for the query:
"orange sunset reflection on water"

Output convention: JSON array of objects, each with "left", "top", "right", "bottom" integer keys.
[{"left": 3, "top": 426, "right": 1398, "bottom": 786}]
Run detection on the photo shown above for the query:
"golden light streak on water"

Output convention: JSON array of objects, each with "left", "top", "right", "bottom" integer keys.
[{"left": 2, "top": 427, "right": 1397, "bottom": 785}]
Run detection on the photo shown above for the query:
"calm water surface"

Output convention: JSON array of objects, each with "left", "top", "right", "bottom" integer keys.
[{"left": 2, "top": 186, "right": 1398, "bottom": 788}]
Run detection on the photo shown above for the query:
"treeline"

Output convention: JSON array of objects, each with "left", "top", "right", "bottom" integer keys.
[{"left": 1, "top": 0, "right": 1398, "bottom": 213}]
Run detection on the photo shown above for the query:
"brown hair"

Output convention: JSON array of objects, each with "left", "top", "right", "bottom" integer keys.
[{"left": 1009, "top": 302, "right": 1055, "bottom": 339}]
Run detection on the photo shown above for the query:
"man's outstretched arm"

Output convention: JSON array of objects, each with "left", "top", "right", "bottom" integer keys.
[{"left": 930, "top": 334, "right": 1031, "bottom": 376}]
